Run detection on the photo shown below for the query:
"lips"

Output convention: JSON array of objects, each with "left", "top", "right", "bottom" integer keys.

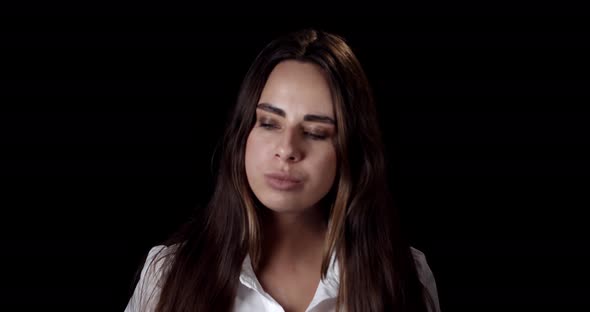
[{"left": 264, "top": 172, "right": 303, "bottom": 191}]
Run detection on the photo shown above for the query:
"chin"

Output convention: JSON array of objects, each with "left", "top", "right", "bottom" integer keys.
[{"left": 259, "top": 197, "right": 305, "bottom": 213}]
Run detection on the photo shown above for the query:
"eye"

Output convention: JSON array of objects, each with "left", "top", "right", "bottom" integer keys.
[
  {"left": 304, "top": 131, "right": 327, "bottom": 140},
  {"left": 259, "top": 121, "right": 278, "bottom": 129}
]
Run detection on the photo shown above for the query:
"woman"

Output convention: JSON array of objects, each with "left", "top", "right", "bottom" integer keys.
[{"left": 125, "top": 28, "right": 440, "bottom": 312}]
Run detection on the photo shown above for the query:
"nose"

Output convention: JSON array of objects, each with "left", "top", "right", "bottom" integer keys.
[{"left": 275, "top": 129, "right": 303, "bottom": 163}]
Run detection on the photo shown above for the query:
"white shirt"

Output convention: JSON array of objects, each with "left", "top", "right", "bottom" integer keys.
[{"left": 125, "top": 245, "right": 441, "bottom": 312}]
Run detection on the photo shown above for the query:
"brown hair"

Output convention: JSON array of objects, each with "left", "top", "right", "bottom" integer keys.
[{"left": 148, "top": 28, "right": 430, "bottom": 311}]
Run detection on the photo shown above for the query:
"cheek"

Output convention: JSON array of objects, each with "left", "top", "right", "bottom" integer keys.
[
  {"left": 316, "top": 146, "right": 338, "bottom": 183},
  {"left": 328, "top": 149, "right": 338, "bottom": 176},
  {"left": 245, "top": 132, "right": 256, "bottom": 169},
  {"left": 245, "top": 131, "right": 266, "bottom": 172}
]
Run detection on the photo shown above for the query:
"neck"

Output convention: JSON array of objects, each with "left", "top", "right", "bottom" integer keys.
[{"left": 259, "top": 206, "right": 327, "bottom": 270}]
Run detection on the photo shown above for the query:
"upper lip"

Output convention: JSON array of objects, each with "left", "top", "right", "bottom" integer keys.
[{"left": 264, "top": 172, "right": 302, "bottom": 183}]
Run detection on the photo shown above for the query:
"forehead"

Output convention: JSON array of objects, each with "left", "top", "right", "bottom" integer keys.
[{"left": 258, "top": 60, "right": 334, "bottom": 117}]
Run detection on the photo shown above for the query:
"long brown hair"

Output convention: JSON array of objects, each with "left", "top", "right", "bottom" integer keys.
[{"left": 149, "top": 28, "right": 430, "bottom": 311}]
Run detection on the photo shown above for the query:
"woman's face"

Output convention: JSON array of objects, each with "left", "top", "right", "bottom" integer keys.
[{"left": 245, "top": 60, "right": 337, "bottom": 214}]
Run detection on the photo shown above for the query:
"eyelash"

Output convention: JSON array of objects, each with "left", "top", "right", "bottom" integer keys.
[{"left": 259, "top": 122, "right": 328, "bottom": 141}]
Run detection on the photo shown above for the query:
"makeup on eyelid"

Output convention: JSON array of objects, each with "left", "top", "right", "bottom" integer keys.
[{"left": 257, "top": 119, "right": 330, "bottom": 140}]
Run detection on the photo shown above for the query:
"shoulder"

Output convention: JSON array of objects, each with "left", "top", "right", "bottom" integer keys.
[
  {"left": 410, "top": 247, "right": 441, "bottom": 312},
  {"left": 142, "top": 245, "right": 177, "bottom": 286},
  {"left": 124, "top": 245, "right": 178, "bottom": 312}
]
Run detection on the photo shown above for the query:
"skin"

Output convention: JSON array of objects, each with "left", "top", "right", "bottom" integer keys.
[{"left": 244, "top": 60, "right": 338, "bottom": 311}]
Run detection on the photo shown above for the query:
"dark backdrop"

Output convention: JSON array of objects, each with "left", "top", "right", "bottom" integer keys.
[{"left": 1, "top": 4, "right": 589, "bottom": 312}]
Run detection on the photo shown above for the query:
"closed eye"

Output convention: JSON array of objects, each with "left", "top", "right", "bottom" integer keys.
[
  {"left": 259, "top": 122, "right": 278, "bottom": 129},
  {"left": 304, "top": 132, "right": 327, "bottom": 140},
  {"left": 258, "top": 120, "right": 328, "bottom": 141}
]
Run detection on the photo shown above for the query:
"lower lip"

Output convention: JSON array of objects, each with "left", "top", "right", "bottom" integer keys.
[{"left": 265, "top": 176, "right": 303, "bottom": 191}]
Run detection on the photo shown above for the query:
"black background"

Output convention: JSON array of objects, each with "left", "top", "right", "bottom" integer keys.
[{"left": 1, "top": 2, "right": 589, "bottom": 311}]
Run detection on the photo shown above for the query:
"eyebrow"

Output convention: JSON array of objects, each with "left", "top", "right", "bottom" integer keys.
[{"left": 257, "top": 103, "right": 335, "bottom": 125}]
